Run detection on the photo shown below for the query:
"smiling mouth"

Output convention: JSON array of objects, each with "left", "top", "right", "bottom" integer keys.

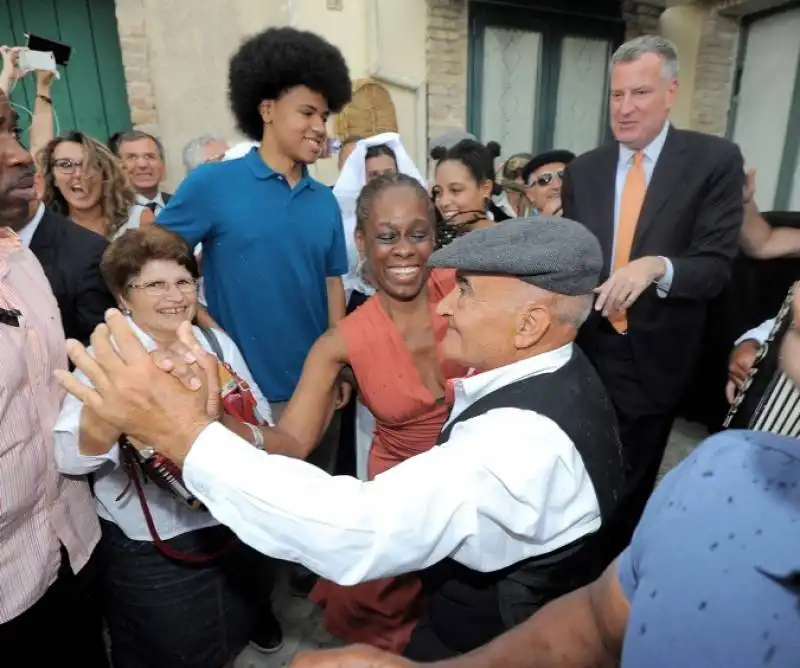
[
  {"left": 387, "top": 266, "right": 421, "bottom": 281},
  {"left": 158, "top": 306, "right": 188, "bottom": 316},
  {"left": 305, "top": 138, "right": 322, "bottom": 152}
]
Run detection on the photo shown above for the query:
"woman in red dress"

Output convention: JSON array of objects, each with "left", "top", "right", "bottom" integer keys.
[{"left": 273, "top": 173, "right": 467, "bottom": 651}]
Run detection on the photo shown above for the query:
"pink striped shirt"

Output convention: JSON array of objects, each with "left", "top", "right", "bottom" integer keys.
[{"left": 0, "top": 227, "right": 100, "bottom": 623}]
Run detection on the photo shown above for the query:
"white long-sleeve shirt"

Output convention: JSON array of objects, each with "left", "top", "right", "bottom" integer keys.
[
  {"left": 736, "top": 317, "right": 776, "bottom": 347},
  {"left": 183, "top": 344, "right": 601, "bottom": 586},
  {"left": 53, "top": 317, "right": 272, "bottom": 542}
]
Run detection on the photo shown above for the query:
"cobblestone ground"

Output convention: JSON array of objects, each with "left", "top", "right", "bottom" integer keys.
[{"left": 235, "top": 419, "right": 709, "bottom": 667}]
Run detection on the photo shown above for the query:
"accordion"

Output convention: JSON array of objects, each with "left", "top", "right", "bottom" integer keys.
[{"left": 724, "top": 282, "right": 800, "bottom": 437}]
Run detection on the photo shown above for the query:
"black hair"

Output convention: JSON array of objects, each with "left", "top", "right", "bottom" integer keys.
[
  {"left": 430, "top": 139, "right": 502, "bottom": 196},
  {"left": 355, "top": 173, "right": 435, "bottom": 233},
  {"left": 228, "top": 27, "right": 352, "bottom": 141},
  {"left": 365, "top": 143, "right": 397, "bottom": 164},
  {"left": 113, "top": 130, "right": 166, "bottom": 160}
]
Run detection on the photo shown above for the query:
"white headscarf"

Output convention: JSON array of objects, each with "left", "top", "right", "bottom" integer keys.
[
  {"left": 333, "top": 132, "right": 425, "bottom": 298},
  {"left": 223, "top": 141, "right": 259, "bottom": 161}
]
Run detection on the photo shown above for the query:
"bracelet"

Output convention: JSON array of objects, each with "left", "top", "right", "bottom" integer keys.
[
  {"left": 37, "top": 93, "right": 52, "bottom": 105},
  {"left": 246, "top": 422, "right": 265, "bottom": 450}
]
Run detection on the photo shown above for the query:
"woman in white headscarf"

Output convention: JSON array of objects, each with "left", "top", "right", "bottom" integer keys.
[
  {"left": 332, "top": 133, "right": 425, "bottom": 482},
  {"left": 334, "top": 132, "right": 426, "bottom": 306}
]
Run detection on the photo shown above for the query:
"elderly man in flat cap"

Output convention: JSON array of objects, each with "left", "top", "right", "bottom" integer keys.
[{"left": 57, "top": 218, "right": 625, "bottom": 659}]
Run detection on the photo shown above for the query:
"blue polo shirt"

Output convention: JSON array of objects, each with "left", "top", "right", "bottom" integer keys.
[
  {"left": 617, "top": 430, "right": 800, "bottom": 667},
  {"left": 158, "top": 148, "right": 347, "bottom": 401}
]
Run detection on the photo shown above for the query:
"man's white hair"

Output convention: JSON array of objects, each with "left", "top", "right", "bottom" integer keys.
[
  {"left": 610, "top": 35, "right": 679, "bottom": 82},
  {"left": 182, "top": 134, "right": 227, "bottom": 173}
]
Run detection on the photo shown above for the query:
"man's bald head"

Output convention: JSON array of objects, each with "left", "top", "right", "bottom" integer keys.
[{"left": 0, "top": 91, "right": 36, "bottom": 230}]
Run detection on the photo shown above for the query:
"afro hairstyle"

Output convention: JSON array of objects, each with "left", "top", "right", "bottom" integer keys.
[{"left": 228, "top": 27, "right": 352, "bottom": 142}]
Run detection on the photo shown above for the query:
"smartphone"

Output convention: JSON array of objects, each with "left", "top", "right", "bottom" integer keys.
[
  {"left": 18, "top": 49, "right": 57, "bottom": 73},
  {"left": 26, "top": 33, "right": 72, "bottom": 66}
]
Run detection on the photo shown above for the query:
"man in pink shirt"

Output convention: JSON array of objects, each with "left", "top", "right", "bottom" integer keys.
[{"left": 0, "top": 91, "right": 107, "bottom": 666}]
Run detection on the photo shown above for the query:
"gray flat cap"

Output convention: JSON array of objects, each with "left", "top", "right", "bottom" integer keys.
[
  {"left": 429, "top": 129, "right": 477, "bottom": 152},
  {"left": 428, "top": 217, "right": 603, "bottom": 296}
]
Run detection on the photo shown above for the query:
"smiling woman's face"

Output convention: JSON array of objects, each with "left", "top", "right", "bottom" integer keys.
[
  {"left": 355, "top": 184, "right": 435, "bottom": 302},
  {"left": 432, "top": 159, "right": 492, "bottom": 226},
  {"left": 52, "top": 141, "right": 103, "bottom": 213},
  {"left": 120, "top": 259, "right": 198, "bottom": 342}
]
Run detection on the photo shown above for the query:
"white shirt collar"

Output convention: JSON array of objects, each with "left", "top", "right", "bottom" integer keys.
[
  {"left": 618, "top": 120, "right": 670, "bottom": 166},
  {"left": 135, "top": 192, "right": 165, "bottom": 209},
  {"left": 17, "top": 203, "right": 46, "bottom": 247},
  {"left": 450, "top": 343, "right": 574, "bottom": 421}
]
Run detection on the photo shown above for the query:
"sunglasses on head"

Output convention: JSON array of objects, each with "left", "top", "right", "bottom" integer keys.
[{"left": 529, "top": 170, "right": 565, "bottom": 188}]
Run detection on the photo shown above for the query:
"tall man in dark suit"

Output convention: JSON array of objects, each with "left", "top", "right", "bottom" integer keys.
[
  {"left": 561, "top": 35, "right": 744, "bottom": 535},
  {"left": 17, "top": 200, "right": 115, "bottom": 345}
]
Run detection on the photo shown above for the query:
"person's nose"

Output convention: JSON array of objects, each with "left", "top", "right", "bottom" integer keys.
[
  {"left": 5, "top": 137, "right": 33, "bottom": 168},
  {"left": 618, "top": 93, "right": 635, "bottom": 116},
  {"left": 436, "top": 287, "right": 456, "bottom": 317}
]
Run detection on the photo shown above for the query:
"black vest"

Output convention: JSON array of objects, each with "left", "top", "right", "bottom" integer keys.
[{"left": 419, "top": 347, "right": 625, "bottom": 655}]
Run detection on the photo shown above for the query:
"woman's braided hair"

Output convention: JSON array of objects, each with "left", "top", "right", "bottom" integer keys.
[{"left": 355, "top": 172, "right": 435, "bottom": 233}]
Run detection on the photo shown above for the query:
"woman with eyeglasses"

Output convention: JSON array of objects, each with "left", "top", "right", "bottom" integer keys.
[
  {"left": 52, "top": 226, "right": 283, "bottom": 668},
  {"left": 39, "top": 131, "right": 154, "bottom": 240},
  {"left": 520, "top": 149, "right": 575, "bottom": 218},
  {"left": 430, "top": 139, "right": 509, "bottom": 248}
]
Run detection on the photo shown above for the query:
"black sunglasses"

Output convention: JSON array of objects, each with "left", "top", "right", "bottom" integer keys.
[{"left": 529, "top": 170, "right": 565, "bottom": 188}]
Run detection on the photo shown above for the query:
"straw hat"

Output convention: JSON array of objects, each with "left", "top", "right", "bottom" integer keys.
[{"left": 334, "top": 78, "right": 398, "bottom": 140}]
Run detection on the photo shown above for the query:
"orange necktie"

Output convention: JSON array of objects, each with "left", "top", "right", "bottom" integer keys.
[{"left": 609, "top": 151, "right": 646, "bottom": 334}]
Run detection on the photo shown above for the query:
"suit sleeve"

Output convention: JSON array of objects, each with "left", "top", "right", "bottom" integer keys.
[
  {"left": 73, "top": 236, "right": 117, "bottom": 344},
  {"left": 561, "top": 164, "right": 577, "bottom": 221},
  {"left": 665, "top": 143, "right": 744, "bottom": 301}
]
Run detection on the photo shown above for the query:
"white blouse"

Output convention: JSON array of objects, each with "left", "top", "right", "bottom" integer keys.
[{"left": 53, "top": 317, "right": 272, "bottom": 542}]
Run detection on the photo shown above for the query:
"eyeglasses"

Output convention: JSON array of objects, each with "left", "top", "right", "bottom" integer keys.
[
  {"left": 528, "top": 170, "right": 565, "bottom": 188},
  {"left": 127, "top": 278, "right": 197, "bottom": 297},
  {"left": 53, "top": 158, "right": 97, "bottom": 175}
]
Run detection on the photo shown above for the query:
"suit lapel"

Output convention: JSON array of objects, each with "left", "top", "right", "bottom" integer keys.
[
  {"left": 632, "top": 128, "right": 687, "bottom": 254},
  {"left": 595, "top": 145, "right": 619, "bottom": 273},
  {"left": 29, "top": 210, "right": 56, "bottom": 258}
]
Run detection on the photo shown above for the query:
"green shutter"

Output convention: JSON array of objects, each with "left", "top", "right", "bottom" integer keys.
[{"left": 0, "top": 0, "right": 131, "bottom": 147}]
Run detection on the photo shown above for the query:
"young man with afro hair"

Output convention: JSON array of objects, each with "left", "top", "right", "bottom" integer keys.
[{"left": 156, "top": 27, "right": 352, "bottom": 653}]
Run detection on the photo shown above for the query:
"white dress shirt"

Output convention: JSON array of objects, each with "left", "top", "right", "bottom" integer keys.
[
  {"left": 736, "top": 317, "right": 776, "bottom": 347},
  {"left": 184, "top": 343, "right": 601, "bottom": 586},
  {"left": 135, "top": 192, "right": 166, "bottom": 213},
  {"left": 615, "top": 121, "right": 674, "bottom": 296},
  {"left": 17, "top": 202, "right": 46, "bottom": 247},
  {"left": 54, "top": 317, "right": 272, "bottom": 542}
]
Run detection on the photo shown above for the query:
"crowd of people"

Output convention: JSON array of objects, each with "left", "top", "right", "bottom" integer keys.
[{"left": 0, "top": 24, "right": 798, "bottom": 668}]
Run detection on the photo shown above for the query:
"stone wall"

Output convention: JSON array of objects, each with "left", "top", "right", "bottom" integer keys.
[
  {"left": 690, "top": 5, "right": 739, "bottom": 135},
  {"left": 114, "top": 0, "right": 160, "bottom": 137},
  {"left": 425, "top": 0, "right": 469, "bottom": 143},
  {"left": 623, "top": 0, "right": 664, "bottom": 38}
]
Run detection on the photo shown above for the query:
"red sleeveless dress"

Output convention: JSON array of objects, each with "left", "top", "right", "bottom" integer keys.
[{"left": 309, "top": 269, "right": 466, "bottom": 651}]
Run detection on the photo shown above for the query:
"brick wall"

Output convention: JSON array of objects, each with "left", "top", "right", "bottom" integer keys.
[
  {"left": 425, "top": 0, "right": 469, "bottom": 143},
  {"left": 623, "top": 0, "right": 664, "bottom": 39},
  {"left": 115, "top": 0, "right": 160, "bottom": 136},
  {"left": 689, "top": 6, "right": 739, "bottom": 135}
]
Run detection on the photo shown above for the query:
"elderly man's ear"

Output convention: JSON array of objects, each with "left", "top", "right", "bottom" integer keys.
[{"left": 514, "top": 303, "right": 551, "bottom": 349}]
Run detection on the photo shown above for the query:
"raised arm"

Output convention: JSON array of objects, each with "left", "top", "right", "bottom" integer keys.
[{"left": 275, "top": 327, "right": 350, "bottom": 457}]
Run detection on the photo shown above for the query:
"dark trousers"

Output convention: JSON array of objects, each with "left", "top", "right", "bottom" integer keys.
[
  {"left": 99, "top": 519, "right": 270, "bottom": 668},
  {"left": 0, "top": 544, "right": 109, "bottom": 668},
  {"left": 581, "top": 324, "right": 677, "bottom": 549}
]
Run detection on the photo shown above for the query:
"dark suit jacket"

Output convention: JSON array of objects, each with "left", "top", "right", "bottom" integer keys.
[
  {"left": 29, "top": 210, "right": 116, "bottom": 345},
  {"left": 562, "top": 127, "right": 744, "bottom": 410},
  {"left": 162, "top": 191, "right": 172, "bottom": 205}
]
